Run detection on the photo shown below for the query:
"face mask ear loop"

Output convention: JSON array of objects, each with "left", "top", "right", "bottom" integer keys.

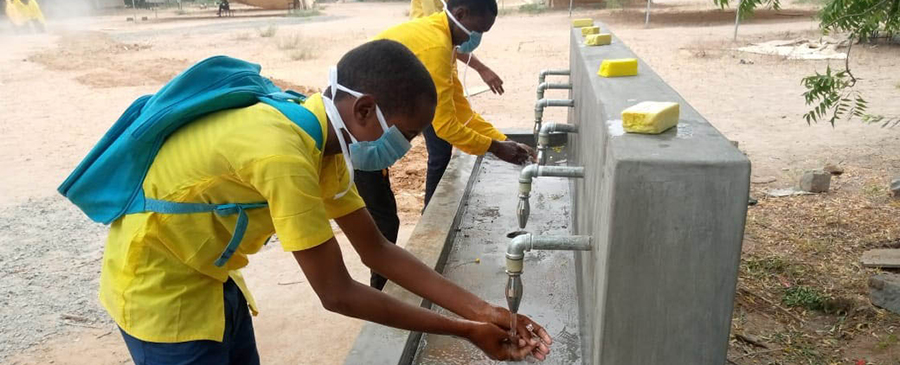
[
  {"left": 374, "top": 106, "right": 390, "bottom": 132},
  {"left": 462, "top": 51, "right": 473, "bottom": 97},
  {"left": 324, "top": 66, "right": 355, "bottom": 199},
  {"left": 442, "top": 0, "right": 472, "bottom": 36}
]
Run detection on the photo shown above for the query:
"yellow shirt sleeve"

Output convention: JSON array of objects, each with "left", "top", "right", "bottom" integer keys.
[
  {"left": 450, "top": 69, "right": 507, "bottom": 142},
  {"left": 241, "top": 154, "right": 335, "bottom": 252},
  {"left": 423, "top": 47, "right": 504, "bottom": 156},
  {"left": 409, "top": 0, "right": 442, "bottom": 18}
]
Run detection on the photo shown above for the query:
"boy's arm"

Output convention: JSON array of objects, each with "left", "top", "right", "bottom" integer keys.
[
  {"left": 456, "top": 53, "right": 504, "bottom": 95},
  {"left": 291, "top": 235, "right": 538, "bottom": 361},
  {"left": 334, "top": 208, "right": 552, "bottom": 356}
]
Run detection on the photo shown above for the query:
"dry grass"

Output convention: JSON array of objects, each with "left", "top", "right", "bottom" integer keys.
[
  {"left": 233, "top": 32, "right": 250, "bottom": 41},
  {"left": 278, "top": 33, "right": 316, "bottom": 61},
  {"left": 257, "top": 25, "right": 278, "bottom": 38},
  {"left": 729, "top": 166, "right": 900, "bottom": 364}
]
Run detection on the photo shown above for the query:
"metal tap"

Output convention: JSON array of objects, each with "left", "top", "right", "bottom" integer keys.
[
  {"left": 533, "top": 99, "right": 575, "bottom": 145},
  {"left": 517, "top": 164, "right": 585, "bottom": 229},
  {"left": 505, "top": 233, "right": 592, "bottom": 313},
  {"left": 536, "top": 122, "right": 579, "bottom": 165}
]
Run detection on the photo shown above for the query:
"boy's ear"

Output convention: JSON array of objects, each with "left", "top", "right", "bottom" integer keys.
[{"left": 352, "top": 95, "right": 379, "bottom": 126}]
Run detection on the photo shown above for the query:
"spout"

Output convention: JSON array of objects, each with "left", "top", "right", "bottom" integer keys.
[
  {"left": 517, "top": 164, "right": 584, "bottom": 228},
  {"left": 538, "top": 69, "right": 571, "bottom": 85},
  {"left": 505, "top": 274, "right": 523, "bottom": 314},
  {"left": 516, "top": 195, "right": 530, "bottom": 229},
  {"left": 536, "top": 82, "right": 573, "bottom": 100},
  {"left": 537, "top": 122, "right": 579, "bottom": 165}
]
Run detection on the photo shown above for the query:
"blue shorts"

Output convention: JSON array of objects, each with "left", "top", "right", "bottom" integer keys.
[{"left": 119, "top": 279, "right": 260, "bottom": 365}]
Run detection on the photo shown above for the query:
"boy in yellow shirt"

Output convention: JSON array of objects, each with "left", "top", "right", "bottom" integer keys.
[{"left": 100, "top": 40, "right": 551, "bottom": 364}]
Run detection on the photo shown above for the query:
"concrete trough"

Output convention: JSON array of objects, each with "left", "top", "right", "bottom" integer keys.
[{"left": 345, "top": 21, "right": 750, "bottom": 365}]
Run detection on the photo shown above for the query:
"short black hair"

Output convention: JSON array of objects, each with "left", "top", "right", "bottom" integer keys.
[
  {"left": 334, "top": 40, "right": 437, "bottom": 121},
  {"left": 447, "top": 0, "right": 498, "bottom": 17}
]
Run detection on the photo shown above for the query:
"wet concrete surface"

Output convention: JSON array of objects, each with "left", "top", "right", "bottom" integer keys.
[{"left": 413, "top": 152, "right": 582, "bottom": 365}]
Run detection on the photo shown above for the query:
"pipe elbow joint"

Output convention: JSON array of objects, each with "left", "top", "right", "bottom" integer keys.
[
  {"left": 519, "top": 164, "right": 539, "bottom": 186},
  {"left": 538, "top": 122, "right": 579, "bottom": 147},
  {"left": 507, "top": 233, "right": 533, "bottom": 261}
]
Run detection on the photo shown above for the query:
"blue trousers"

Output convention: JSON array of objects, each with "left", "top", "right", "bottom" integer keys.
[{"left": 119, "top": 279, "right": 260, "bottom": 365}]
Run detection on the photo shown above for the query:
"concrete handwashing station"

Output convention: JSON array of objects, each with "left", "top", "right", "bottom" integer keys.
[{"left": 346, "top": 19, "right": 750, "bottom": 365}]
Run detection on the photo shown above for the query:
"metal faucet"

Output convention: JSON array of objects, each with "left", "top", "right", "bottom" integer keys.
[
  {"left": 533, "top": 99, "right": 575, "bottom": 145},
  {"left": 505, "top": 233, "right": 592, "bottom": 315},
  {"left": 536, "top": 122, "right": 579, "bottom": 166},
  {"left": 517, "top": 164, "right": 585, "bottom": 229}
]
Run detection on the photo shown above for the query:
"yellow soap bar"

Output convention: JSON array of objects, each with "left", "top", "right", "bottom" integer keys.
[
  {"left": 622, "top": 101, "right": 680, "bottom": 134},
  {"left": 572, "top": 18, "right": 593, "bottom": 28},
  {"left": 585, "top": 33, "right": 612, "bottom": 46},
  {"left": 581, "top": 26, "right": 600, "bottom": 36},
  {"left": 598, "top": 58, "right": 638, "bottom": 77}
]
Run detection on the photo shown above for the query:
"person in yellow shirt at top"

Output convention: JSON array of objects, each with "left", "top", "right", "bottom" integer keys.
[
  {"left": 410, "top": 0, "right": 505, "bottom": 96},
  {"left": 4, "top": 0, "right": 46, "bottom": 33},
  {"left": 356, "top": 0, "right": 533, "bottom": 290},
  {"left": 99, "top": 39, "right": 552, "bottom": 364}
]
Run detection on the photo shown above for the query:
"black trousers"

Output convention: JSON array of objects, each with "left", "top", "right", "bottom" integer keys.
[
  {"left": 423, "top": 125, "right": 454, "bottom": 208},
  {"left": 354, "top": 169, "right": 400, "bottom": 290}
]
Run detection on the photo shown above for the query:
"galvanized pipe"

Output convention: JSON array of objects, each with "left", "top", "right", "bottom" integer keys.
[
  {"left": 517, "top": 164, "right": 584, "bottom": 229},
  {"left": 536, "top": 82, "right": 572, "bottom": 100},
  {"left": 505, "top": 233, "right": 592, "bottom": 315},
  {"left": 537, "top": 122, "right": 578, "bottom": 165},
  {"left": 533, "top": 98, "right": 575, "bottom": 145},
  {"left": 537, "top": 69, "right": 570, "bottom": 85}
]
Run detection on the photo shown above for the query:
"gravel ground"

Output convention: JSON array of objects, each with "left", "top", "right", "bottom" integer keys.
[{"left": 0, "top": 195, "right": 112, "bottom": 362}]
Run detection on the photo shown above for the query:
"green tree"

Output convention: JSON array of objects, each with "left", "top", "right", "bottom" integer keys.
[
  {"left": 802, "top": 0, "right": 899, "bottom": 126},
  {"left": 715, "top": 0, "right": 899, "bottom": 126}
]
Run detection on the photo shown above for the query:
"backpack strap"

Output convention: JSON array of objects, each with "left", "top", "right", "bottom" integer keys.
[
  {"left": 124, "top": 92, "right": 323, "bottom": 268},
  {"left": 141, "top": 199, "right": 268, "bottom": 267}
]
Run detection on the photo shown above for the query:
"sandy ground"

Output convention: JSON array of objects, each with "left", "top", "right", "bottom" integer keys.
[{"left": 1, "top": 0, "right": 898, "bottom": 364}]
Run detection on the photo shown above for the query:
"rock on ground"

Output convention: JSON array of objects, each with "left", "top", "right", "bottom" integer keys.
[
  {"left": 824, "top": 163, "right": 844, "bottom": 175},
  {"left": 800, "top": 170, "right": 831, "bottom": 193},
  {"left": 870, "top": 273, "right": 900, "bottom": 315}
]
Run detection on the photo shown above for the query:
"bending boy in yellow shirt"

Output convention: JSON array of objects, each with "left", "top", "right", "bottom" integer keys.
[
  {"left": 357, "top": 0, "right": 534, "bottom": 290},
  {"left": 100, "top": 40, "right": 552, "bottom": 364}
]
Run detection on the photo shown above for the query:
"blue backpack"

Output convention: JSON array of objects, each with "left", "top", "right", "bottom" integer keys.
[{"left": 58, "top": 55, "right": 323, "bottom": 267}]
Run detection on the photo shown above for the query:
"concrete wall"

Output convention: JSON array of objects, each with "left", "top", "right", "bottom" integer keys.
[{"left": 568, "top": 24, "right": 750, "bottom": 364}]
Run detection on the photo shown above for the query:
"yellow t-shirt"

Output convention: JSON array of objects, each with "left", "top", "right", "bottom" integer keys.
[
  {"left": 99, "top": 93, "right": 365, "bottom": 343},
  {"left": 5, "top": 0, "right": 45, "bottom": 26},
  {"left": 375, "top": 12, "right": 507, "bottom": 156}
]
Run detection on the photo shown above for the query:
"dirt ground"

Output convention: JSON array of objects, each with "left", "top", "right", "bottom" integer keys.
[{"left": 1, "top": 0, "right": 898, "bottom": 364}]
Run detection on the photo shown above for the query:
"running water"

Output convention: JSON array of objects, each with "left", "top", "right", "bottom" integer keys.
[{"left": 510, "top": 312, "right": 517, "bottom": 338}]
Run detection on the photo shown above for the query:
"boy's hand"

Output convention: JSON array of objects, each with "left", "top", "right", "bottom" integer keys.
[
  {"left": 489, "top": 140, "right": 535, "bottom": 166},
  {"left": 477, "top": 67, "right": 505, "bottom": 95},
  {"left": 481, "top": 305, "right": 553, "bottom": 360},
  {"left": 466, "top": 322, "right": 535, "bottom": 361}
]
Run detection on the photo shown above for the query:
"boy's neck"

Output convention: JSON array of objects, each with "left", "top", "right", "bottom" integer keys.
[{"left": 323, "top": 121, "right": 344, "bottom": 156}]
